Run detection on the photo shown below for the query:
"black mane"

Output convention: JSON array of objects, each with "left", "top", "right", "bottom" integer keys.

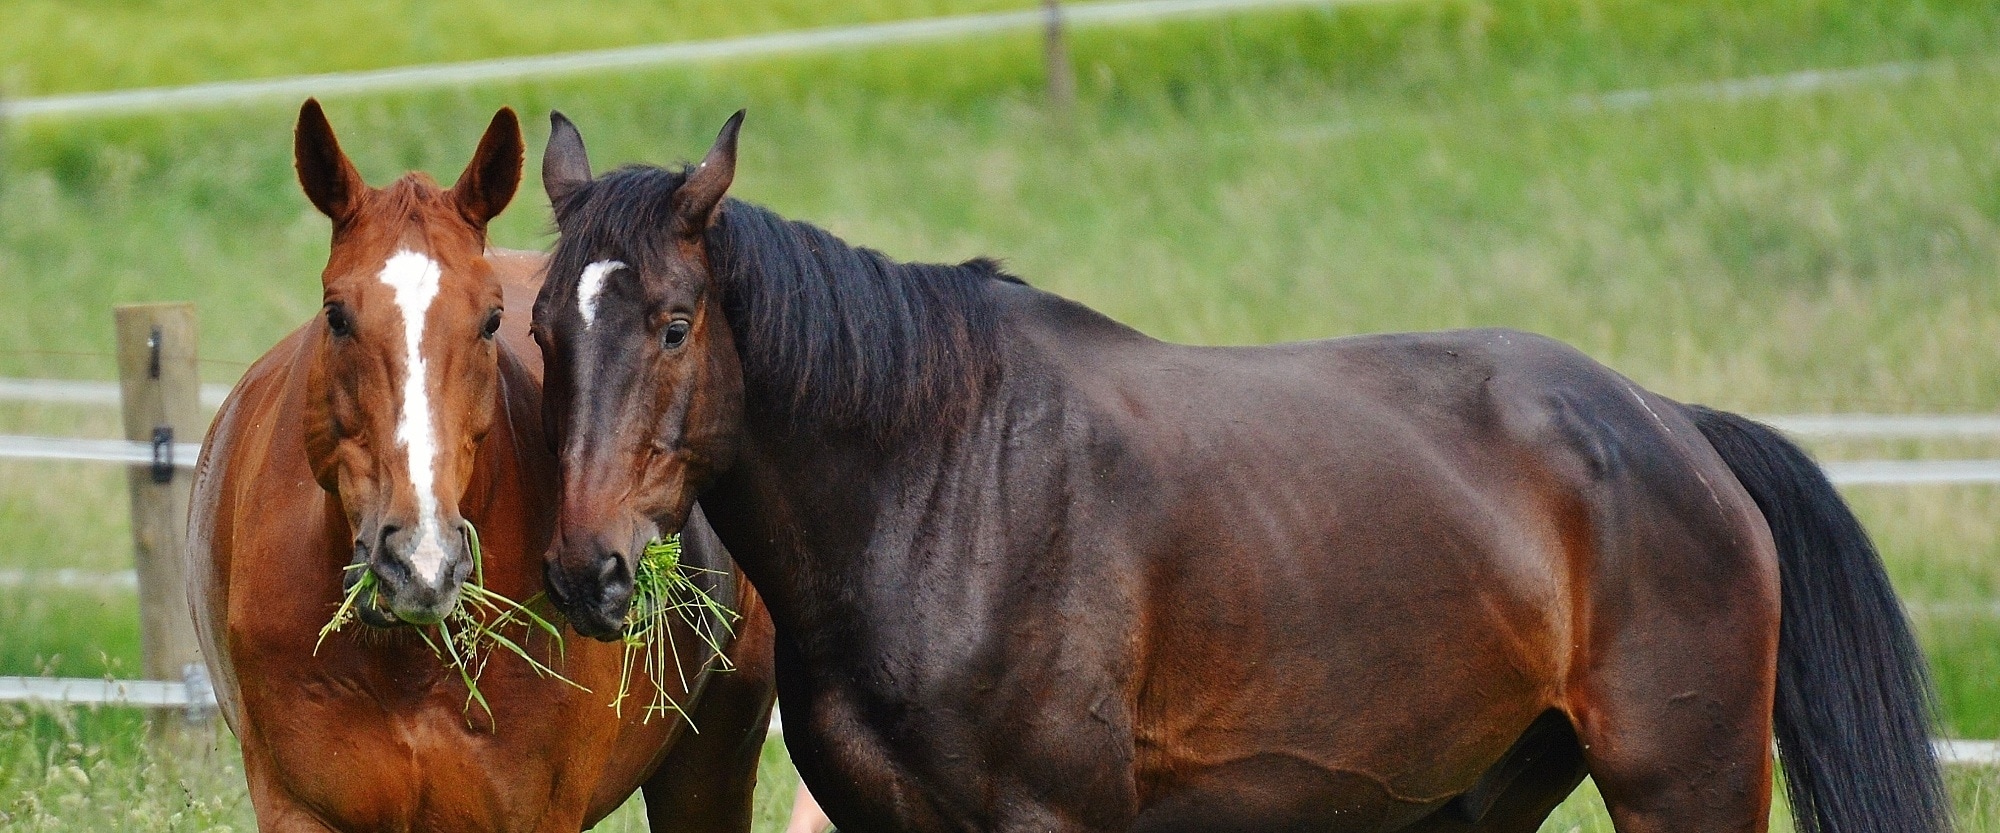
[{"left": 550, "top": 164, "right": 1020, "bottom": 444}]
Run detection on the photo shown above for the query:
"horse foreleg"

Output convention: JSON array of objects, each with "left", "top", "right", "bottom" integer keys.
[
  {"left": 639, "top": 605, "right": 779, "bottom": 833},
  {"left": 240, "top": 748, "right": 342, "bottom": 833}
]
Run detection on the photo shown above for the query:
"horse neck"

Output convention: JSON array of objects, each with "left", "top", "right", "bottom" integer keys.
[
  {"left": 695, "top": 409, "right": 935, "bottom": 634},
  {"left": 698, "top": 335, "right": 1084, "bottom": 654}
]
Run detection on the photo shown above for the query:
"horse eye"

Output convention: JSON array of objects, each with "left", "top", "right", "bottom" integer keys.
[
  {"left": 661, "top": 320, "right": 692, "bottom": 350},
  {"left": 481, "top": 309, "right": 502, "bottom": 340},
  {"left": 325, "top": 305, "right": 353, "bottom": 338}
]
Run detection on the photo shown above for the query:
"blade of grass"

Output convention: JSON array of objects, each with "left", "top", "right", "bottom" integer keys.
[
  {"left": 317, "top": 521, "right": 585, "bottom": 725},
  {"left": 611, "top": 535, "right": 744, "bottom": 724}
]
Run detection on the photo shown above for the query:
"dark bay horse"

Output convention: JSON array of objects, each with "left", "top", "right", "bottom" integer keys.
[
  {"left": 186, "top": 100, "right": 776, "bottom": 832},
  {"left": 528, "top": 112, "right": 1947, "bottom": 833}
]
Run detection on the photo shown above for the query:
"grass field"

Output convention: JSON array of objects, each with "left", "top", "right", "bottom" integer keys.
[
  {"left": 4, "top": 0, "right": 2000, "bottom": 829},
  {"left": 0, "top": 0, "right": 1051, "bottom": 98}
]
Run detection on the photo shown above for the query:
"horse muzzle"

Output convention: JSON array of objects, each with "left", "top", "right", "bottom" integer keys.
[
  {"left": 354, "top": 518, "right": 473, "bottom": 626},
  {"left": 544, "top": 521, "right": 647, "bottom": 642}
]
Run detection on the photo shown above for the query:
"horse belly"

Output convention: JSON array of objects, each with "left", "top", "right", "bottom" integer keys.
[
  {"left": 1137, "top": 752, "right": 1478, "bottom": 832},
  {"left": 1133, "top": 699, "right": 1550, "bottom": 832},
  {"left": 1130, "top": 536, "right": 1568, "bottom": 830}
]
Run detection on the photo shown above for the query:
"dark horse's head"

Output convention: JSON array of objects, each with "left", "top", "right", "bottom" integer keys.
[
  {"left": 294, "top": 99, "right": 524, "bottom": 626},
  {"left": 530, "top": 112, "right": 747, "bottom": 639}
]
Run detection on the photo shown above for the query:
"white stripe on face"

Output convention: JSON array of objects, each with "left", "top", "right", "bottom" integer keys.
[
  {"left": 379, "top": 249, "right": 451, "bottom": 586},
  {"left": 577, "top": 260, "right": 624, "bottom": 329}
]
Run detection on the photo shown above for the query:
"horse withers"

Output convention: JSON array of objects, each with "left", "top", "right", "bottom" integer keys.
[
  {"left": 527, "top": 111, "right": 1947, "bottom": 833},
  {"left": 186, "top": 100, "right": 776, "bottom": 832}
]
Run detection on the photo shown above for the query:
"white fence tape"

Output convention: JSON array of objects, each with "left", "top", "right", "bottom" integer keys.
[
  {"left": 1825, "top": 460, "right": 2000, "bottom": 486},
  {"left": 0, "top": 435, "right": 202, "bottom": 467},
  {"left": 0, "top": 675, "right": 207, "bottom": 709},
  {"left": 9, "top": 380, "right": 1993, "bottom": 439},
  {"left": 0, "top": 378, "right": 230, "bottom": 409},
  {"left": 1, "top": 427, "right": 1997, "bottom": 481},
  {"left": 1761, "top": 414, "right": 2000, "bottom": 438},
  {"left": 0, "top": 568, "right": 137, "bottom": 590},
  {"left": 1277, "top": 58, "right": 1983, "bottom": 144},
  {"left": 1935, "top": 739, "right": 2000, "bottom": 767},
  {"left": 1570, "top": 61, "right": 1947, "bottom": 113},
  {"left": 1, "top": 436, "right": 1993, "bottom": 483},
  {"left": 0, "top": 0, "right": 1393, "bottom": 120}
]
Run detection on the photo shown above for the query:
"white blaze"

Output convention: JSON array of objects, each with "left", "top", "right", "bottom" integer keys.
[
  {"left": 577, "top": 259, "right": 624, "bottom": 329},
  {"left": 380, "top": 250, "right": 451, "bottom": 586}
]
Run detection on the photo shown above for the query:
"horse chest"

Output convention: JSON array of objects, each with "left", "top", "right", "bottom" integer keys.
[{"left": 257, "top": 705, "right": 589, "bottom": 832}]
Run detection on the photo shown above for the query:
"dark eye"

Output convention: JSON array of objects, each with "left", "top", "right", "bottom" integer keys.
[
  {"left": 325, "top": 304, "right": 353, "bottom": 338},
  {"left": 481, "top": 309, "right": 502, "bottom": 340},
  {"left": 661, "top": 319, "right": 692, "bottom": 350}
]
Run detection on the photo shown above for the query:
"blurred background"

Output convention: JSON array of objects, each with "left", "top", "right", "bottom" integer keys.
[{"left": 3, "top": 0, "right": 1999, "bottom": 829}]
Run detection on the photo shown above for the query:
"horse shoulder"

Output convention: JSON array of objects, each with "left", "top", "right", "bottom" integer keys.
[{"left": 189, "top": 324, "right": 322, "bottom": 731}]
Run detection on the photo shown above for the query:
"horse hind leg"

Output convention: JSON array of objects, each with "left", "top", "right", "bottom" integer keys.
[
  {"left": 1567, "top": 693, "right": 1774, "bottom": 833},
  {"left": 1405, "top": 711, "right": 1588, "bottom": 833},
  {"left": 1563, "top": 562, "right": 1778, "bottom": 832}
]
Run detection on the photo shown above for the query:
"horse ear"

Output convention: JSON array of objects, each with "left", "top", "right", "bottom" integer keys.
[
  {"left": 451, "top": 107, "right": 524, "bottom": 229},
  {"left": 543, "top": 111, "right": 593, "bottom": 210},
  {"left": 294, "top": 99, "right": 367, "bottom": 225},
  {"left": 673, "top": 109, "right": 743, "bottom": 234}
]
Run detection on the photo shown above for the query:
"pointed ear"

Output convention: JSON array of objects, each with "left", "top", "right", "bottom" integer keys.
[
  {"left": 673, "top": 109, "right": 743, "bottom": 234},
  {"left": 543, "top": 111, "right": 593, "bottom": 210},
  {"left": 294, "top": 99, "right": 368, "bottom": 225},
  {"left": 450, "top": 107, "right": 523, "bottom": 229}
]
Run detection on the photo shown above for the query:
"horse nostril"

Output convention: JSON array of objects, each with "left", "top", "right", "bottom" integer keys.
[
  {"left": 544, "top": 560, "right": 572, "bottom": 606},
  {"left": 373, "top": 549, "right": 411, "bottom": 588},
  {"left": 597, "top": 555, "right": 632, "bottom": 600}
]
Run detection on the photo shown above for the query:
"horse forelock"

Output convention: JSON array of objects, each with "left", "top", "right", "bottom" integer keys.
[
  {"left": 324, "top": 175, "right": 491, "bottom": 289},
  {"left": 547, "top": 164, "right": 1017, "bottom": 446}
]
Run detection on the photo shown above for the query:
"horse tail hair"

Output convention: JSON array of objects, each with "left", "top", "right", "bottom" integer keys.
[{"left": 1685, "top": 405, "right": 1949, "bottom": 833}]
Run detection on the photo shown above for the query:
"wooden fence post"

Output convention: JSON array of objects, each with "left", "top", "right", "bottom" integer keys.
[
  {"left": 1043, "top": 0, "right": 1076, "bottom": 115},
  {"left": 114, "top": 304, "right": 205, "bottom": 696}
]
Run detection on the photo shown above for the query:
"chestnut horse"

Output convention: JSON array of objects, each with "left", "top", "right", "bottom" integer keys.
[
  {"left": 186, "top": 101, "right": 776, "bottom": 832},
  {"left": 529, "top": 112, "right": 1947, "bottom": 833}
]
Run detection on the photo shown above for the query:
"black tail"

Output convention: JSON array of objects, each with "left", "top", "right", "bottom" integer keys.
[{"left": 1687, "top": 405, "right": 1949, "bottom": 833}]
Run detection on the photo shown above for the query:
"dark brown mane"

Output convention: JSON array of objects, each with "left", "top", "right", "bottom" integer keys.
[{"left": 547, "top": 164, "right": 1022, "bottom": 445}]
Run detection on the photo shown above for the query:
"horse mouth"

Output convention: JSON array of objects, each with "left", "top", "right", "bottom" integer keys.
[
  {"left": 553, "top": 584, "right": 628, "bottom": 642},
  {"left": 354, "top": 580, "right": 402, "bottom": 629}
]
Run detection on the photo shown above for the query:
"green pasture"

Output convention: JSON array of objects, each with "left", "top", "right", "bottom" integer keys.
[
  {"left": 5, "top": 0, "right": 2000, "bottom": 829},
  {"left": 0, "top": 0, "right": 1048, "bottom": 98}
]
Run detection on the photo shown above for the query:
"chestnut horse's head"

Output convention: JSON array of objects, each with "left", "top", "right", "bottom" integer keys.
[
  {"left": 530, "top": 111, "right": 746, "bottom": 639},
  {"left": 294, "top": 99, "right": 524, "bottom": 626}
]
